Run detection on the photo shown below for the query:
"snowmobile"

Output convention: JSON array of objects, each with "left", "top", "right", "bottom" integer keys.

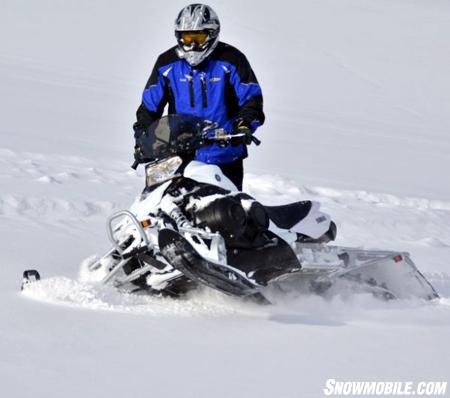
[{"left": 23, "top": 115, "right": 438, "bottom": 302}]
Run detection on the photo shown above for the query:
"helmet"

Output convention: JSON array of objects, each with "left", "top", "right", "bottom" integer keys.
[{"left": 175, "top": 4, "right": 220, "bottom": 67}]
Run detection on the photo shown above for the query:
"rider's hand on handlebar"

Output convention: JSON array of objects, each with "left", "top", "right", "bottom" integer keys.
[
  {"left": 134, "top": 145, "right": 143, "bottom": 161},
  {"left": 232, "top": 120, "right": 253, "bottom": 146},
  {"left": 132, "top": 144, "right": 155, "bottom": 169}
]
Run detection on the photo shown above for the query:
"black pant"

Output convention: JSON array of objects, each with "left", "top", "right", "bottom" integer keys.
[{"left": 218, "top": 158, "right": 244, "bottom": 190}]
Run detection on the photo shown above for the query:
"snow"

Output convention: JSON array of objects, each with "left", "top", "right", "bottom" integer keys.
[{"left": 1, "top": 1, "right": 450, "bottom": 397}]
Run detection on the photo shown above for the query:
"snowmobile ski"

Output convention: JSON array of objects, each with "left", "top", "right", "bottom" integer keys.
[{"left": 158, "top": 228, "right": 262, "bottom": 297}]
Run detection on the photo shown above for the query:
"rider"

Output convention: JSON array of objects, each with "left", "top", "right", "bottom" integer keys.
[{"left": 133, "top": 3, "right": 265, "bottom": 190}]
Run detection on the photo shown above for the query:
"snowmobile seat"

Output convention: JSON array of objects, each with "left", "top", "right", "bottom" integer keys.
[{"left": 265, "top": 201, "right": 312, "bottom": 230}]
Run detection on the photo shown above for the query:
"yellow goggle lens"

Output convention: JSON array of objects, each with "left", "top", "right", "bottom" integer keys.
[{"left": 180, "top": 31, "right": 209, "bottom": 45}]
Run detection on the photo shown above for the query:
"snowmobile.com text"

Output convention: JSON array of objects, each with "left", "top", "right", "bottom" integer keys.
[{"left": 323, "top": 380, "right": 447, "bottom": 396}]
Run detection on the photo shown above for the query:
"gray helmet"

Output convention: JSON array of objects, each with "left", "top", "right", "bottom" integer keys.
[{"left": 175, "top": 4, "right": 220, "bottom": 67}]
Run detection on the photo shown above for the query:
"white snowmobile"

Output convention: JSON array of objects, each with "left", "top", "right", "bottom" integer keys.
[{"left": 24, "top": 115, "right": 437, "bottom": 303}]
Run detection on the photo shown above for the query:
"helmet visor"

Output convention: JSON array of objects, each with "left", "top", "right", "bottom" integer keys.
[{"left": 179, "top": 31, "right": 209, "bottom": 46}]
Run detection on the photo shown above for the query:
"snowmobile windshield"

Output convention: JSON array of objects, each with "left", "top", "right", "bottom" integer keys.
[{"left": 137, "top": 115, "right": 213, "bottom": 161}]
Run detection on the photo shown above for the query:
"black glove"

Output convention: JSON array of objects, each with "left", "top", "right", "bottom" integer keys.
[
  {"left": 134, "top": 145, "right": 143, "bottom": 161},
  {"left": 132, "top": 144, "right": 155, "bottom": 169},
  {"left": 232, "top": 119, "right": 253, "bottom": 146},
  {"left": 131, "top": 145, "right": 143, "bottom": 169}
]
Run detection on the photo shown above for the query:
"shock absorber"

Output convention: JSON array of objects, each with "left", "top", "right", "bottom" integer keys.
[
  {"left": 169, "top": 207, "right": 191, "bottom": 228},
  {"left": 159, "top": 197, "right": 191, "bottom": 228}
]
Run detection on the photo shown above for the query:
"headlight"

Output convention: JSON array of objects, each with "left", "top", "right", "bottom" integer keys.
[{"left": 145, "top": 156, "right": 183, "bottom": 188}]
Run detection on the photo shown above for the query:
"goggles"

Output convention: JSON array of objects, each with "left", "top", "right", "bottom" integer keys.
[{"left": 179, "top": 31, "right": 209, "bottom": 46}]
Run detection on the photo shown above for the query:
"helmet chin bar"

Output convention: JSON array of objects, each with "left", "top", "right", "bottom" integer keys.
[{"left": 180, "top": 41, "right": 208, "bottom": 52}]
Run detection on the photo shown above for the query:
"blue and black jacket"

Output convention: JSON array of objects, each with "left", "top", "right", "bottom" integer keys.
[{"left": 133, "top": 42, "right": 265, "bottom": 164}]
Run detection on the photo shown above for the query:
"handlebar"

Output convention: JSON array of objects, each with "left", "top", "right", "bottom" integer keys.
[
  {"left": 250, "top": 135, "right": 262, "bottom": 146},
  {"left": 131, "top": 128, "right": 261, "bottom": 169},
  {"left": 204, "top": 129, "right": 261, "bottom": 147}
]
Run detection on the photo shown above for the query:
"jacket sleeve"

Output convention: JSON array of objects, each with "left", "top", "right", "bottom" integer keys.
[
  {"left": 133, "top": 56, "right": 169, "bottom": 138},
  {"left": 229, "top": 53, "right": 265, "bottom": 131}
]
